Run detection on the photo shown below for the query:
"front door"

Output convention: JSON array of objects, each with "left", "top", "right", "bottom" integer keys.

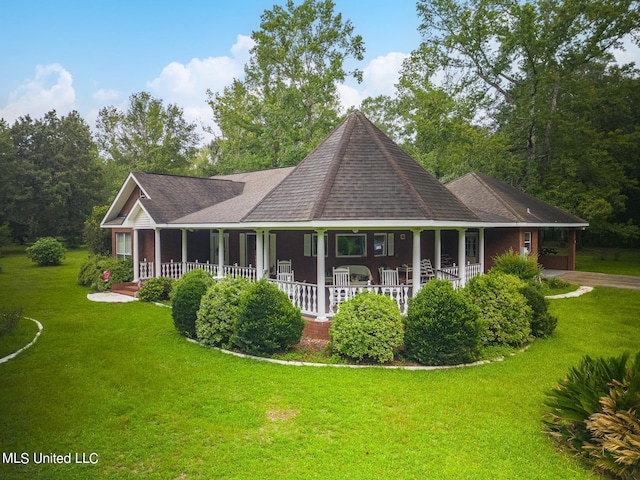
[{"left": 465, "top": 232, "right": 479, "bottom": 264}]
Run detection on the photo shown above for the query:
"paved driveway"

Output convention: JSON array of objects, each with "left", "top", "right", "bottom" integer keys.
[{"left": 555, "top": 271, "right": 640, "bottom": 291}]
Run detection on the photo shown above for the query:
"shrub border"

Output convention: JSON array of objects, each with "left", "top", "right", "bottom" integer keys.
[
  {"left": 0, "top": 317, "right": 43, "bottom": 364},
  {"left": 187, "top": 338, "right": 530, "bottom": 370}
]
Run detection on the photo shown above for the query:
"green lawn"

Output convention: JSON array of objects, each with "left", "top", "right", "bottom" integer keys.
[
  {"left": 576, "top": 247, "right": 640, "bottom": 276},
  {"left": 1, "top": 249, "right": 639, "bottom": 479}
]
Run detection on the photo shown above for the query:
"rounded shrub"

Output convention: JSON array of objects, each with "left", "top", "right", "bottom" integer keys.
[
  {"left": 231, "top": 279, "right": 304, "bottom": 356},
  {"left": 491, "top": 249, "right": 542, "bottom": 282},
  {"left": 463, "top": 272, "right": 532, "bottom": 348},
  {"left": 330, "top": 291, "right": 404, "bottom": 364},
  {"left": 519, "top": 284, "right": 557, "bottom": 338},
  {"left": 138, "top": 276, "right": 175, "bottom": 302},
  {"left": 405, "top": 280, "right": 481, "bottom": 366},
  {"left": 196, "top": 275, "right": 252, "bottom": 348},
  {"left": 171, "top": 269, "right": 215, "bottom": 339},
  {"left": 26, "top": 237, "right": 66, "bottom": 266},
  {"left": 77, "top": 255, "right": 132, "bottom": 291}
]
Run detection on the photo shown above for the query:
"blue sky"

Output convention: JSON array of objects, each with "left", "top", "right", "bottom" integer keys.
[
  {"left": 2, "top": 0, "right": 638, "bottom": 143},
  {"left": 0, "top": 0, "right": 423, "bottom": 141}
]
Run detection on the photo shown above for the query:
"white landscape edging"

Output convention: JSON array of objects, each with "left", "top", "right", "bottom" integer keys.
[
  {"left": 0, "top": 317, "right": 43, "bottom": 364},
  {"left": 186, "top": 338, "right": 528, "bottom": 371},
  {"left": 545, "top": 285, "right": 593, "bottom": 300}
]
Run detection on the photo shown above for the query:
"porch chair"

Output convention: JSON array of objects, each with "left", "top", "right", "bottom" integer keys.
[
  {"left": 379, "top": 267, "right": 399, "bottom": 286},
  {"left": 276, "top": 259, "right": 294, "bottom": 282},
  {"left": 333, "top": 267, "right": 350, "bottom": 286},
  {"left": 330, "top": 266, "right": 352, "bottom": 307},
  {"left": 420, "top": 259, "right": 436, "bottom": 282}
]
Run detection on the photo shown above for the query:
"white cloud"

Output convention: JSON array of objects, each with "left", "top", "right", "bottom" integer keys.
[
  {"left": 146, "top": 39, "right": 409, "bottom": 142},
  {"left": 147, "top": 35, "right": 254, "bottom": 142},
  {"left": 338, "top": 52, "right": 408, "bottom": 111},
  {"left": 92, "top": 88, "right": 120, "bottom": 103},
  {"left": 0, "top": 64, "right": 76, "bottom": 123}
]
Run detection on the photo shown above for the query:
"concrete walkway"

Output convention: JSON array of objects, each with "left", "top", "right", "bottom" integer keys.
[
  {"left": 87, "top": 292, "right": 137, "bottom": 303},
  {"left": 553, "top": 271, "right": 640, "bottom": 291}
]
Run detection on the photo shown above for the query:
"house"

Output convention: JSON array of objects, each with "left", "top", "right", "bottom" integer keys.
[{"left": 101, "top": 110, "right": 587, "bottom": 323}]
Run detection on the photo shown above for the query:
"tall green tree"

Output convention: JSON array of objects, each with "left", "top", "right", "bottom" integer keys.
[
  {"left": 96, "top": 92, "right": 201, "bottom": 183},
  {"left": 407, "top": 0, "right": 640, "bottom": 243},
  {"left": 362, "top": 48, "right": 517, "bottom": 183},
  {"left": 1, "top": 111, "right": 105, "bottom": 245},
  {"left": 208, "top": 0, "right": 365, "bottom": 172}
]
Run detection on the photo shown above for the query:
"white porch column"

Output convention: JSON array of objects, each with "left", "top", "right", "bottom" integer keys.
[
  {"left": 154, "top": 229, "right": 161, "bottom": 278},
  {"left": 479, "top": 227, "right": 485, "bottom": 274},
  {"left": 133, "top": 228, "right": 140, "bottom": 282},
  {"left": 181, "top": 229, "right": 188, "bottom": 272},
  {"left": 458, "top": 228, "right": 467, "bottom": 287},
  {"left": 217, "top": 229, "right": 224, "bottom": 277},
  {"left": 255, "top": 229, "right": 264, "bottom": 279},
  {"left": 263, "top": 230, "right": 270, "bottom": 277},
  {"left": 316, "top": 229, "right": 327, "bottom": 321},
  {"left": 412, "top": 229, "right": 422, "bottom": 297},
  {"left": 434, "top": 228, "right": 442, "bottom": 275}
]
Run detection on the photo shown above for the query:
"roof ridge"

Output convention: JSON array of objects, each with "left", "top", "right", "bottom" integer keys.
[
  {"left": 363, "top": 115, "right": 436, "bottom": 218},
  {"left": 309, "top": 115, "right": 355, "bottom": 219},
  {"left": 471, "top": 172, "right": 525, "bottom": 220}
]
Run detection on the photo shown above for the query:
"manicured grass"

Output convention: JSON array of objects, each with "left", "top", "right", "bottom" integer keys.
[
  {"left": 576, "top": 247, "right": 640, "bottom": 276},
  {"left": 1, "top": 249, "right": 638, "bottom": 479},
  {"left": 0, "top": 316, "right": 39, "bottom": 359}
]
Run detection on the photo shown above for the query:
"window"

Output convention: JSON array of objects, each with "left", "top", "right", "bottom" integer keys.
[
  {"left": 374, "top": 233, "right": 395, "bottom": 257},
  {"left": 115, "top": 232, "right": 132, "bottom": 259},
  {"left": 336, "top": 234, "right": 366, "bottom": 258},
  {"left": 465, "top": 233, "right": 478, "bottom": 260},
  {"left": 303, "top": 233, "right": 328, "bottom": 257},
  {"left": 524, "top": 231, "right": 532, "bottom": 254}
]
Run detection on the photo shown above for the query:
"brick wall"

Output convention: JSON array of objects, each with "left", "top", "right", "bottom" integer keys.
[{"left": 302, "top": 317, "right": 331, "bottom": 341}]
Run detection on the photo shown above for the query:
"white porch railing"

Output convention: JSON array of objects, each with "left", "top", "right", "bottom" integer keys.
[
  {"left": 329, "top": 284, "right": 411, "bottom": 316},
  {"left": 219, "top": 264, "right": 257, "bottom": 281},
  {"left": 269, "top": 279, "right": 318, "bottom": 316},
  {"left": 140, "top": 260, "right": 481, "bottom": 318},
  {"left": 466, "top": 262, "right": 482, "bottom": 280},
  {"left": 143, "top": 260, "right": 257, "bottom": 281},
  {"left": 139, "top": 259, "right": 154, "bottom": 280}
]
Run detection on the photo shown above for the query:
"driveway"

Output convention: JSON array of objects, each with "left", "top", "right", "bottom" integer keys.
[{"left": 554, "top": 271, "right": 640, "bottom": 291}]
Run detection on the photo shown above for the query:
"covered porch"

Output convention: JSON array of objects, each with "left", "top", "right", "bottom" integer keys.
[{"left": 132, "top": 226, "right": 485, "bottom": 318}]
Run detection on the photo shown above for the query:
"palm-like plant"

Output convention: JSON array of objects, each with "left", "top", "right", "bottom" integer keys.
[{"left": 543, "top": 351, "right": 640, "bottom": 478}]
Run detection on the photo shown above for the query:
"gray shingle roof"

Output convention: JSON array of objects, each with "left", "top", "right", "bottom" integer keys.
[
  {"left": 132, "top": 172, "right": 244, "bottom": 224},
  {"left": 446, "top": 172, "right": 587, "bottom": 225},
  {"left": 244, "top": 111, "right": 479, "bottom": 222},
  {"left": 174, "top": 167, "right": 295, "bottom": 224}
]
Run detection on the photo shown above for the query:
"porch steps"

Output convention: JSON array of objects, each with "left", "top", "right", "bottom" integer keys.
[{"left": 111, "top": 282, "right": 139, "bottom": 298}]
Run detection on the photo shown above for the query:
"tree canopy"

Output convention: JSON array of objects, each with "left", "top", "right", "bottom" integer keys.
[
  {"left": 208, "top": 0, "right": 365, "bottom": 173},
  {"left": 0, "top": 111, "right": 105, "bottom": 245},
  {"left": 96, "top": 91, "right": 201, "bottom": 181},
  {"left": 365, "top": 0, "right": 640, "bottom": 245}
]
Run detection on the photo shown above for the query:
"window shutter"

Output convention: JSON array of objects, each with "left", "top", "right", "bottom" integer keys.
[
  {"left": 239, "top": 233, "right": 246, "bottom": 266},
  {"left": 304, "top": 234, "right": 311, "bottom": 256},
  {"left": 387, "top": 233, "right": 394, "bottom": 256},
  {"left": 270, "top": 233, "right": 276, "bottom": 272}
]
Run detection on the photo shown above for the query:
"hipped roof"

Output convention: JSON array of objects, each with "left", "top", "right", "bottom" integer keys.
[
  {"left": 244, "top": 111, "right": 479, "bottom": 222},
  {"left": 102, "top": 111, "right": 587, "bottom": 229},
  {"left": 131, "top": 172, "right": 244, "bottom": 224},
  {"left": 446, "top": 172, "right": 587, "bottom": 225}
]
